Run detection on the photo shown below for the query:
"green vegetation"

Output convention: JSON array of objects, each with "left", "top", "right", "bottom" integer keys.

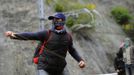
[
  {"left": 66, "top": 13, "right": 92, "bottom": 27},
  {"left": 46, "top": 0, "right": 95, "bottom": 27},
  {"left": 111, "top": 6, "right": 132, "bottom": 25},
  {"left": 85, "top": 4, "right": 96, "bottom": 10},
  {"left": 53, "top": 1, "right": 84, "bottom": 12},
  {"left": 66, "top": 16, "right": 74, "bottom": 27},
  {"left": 53, "top": 0, "right": 96, "bottom": 12},
  {"left": 111, "top": 6, "right": 134, "bottom": 41},
  {"left": 54, "top": 3, "right": 65, "bottom": 12},
  {"left": 75, "top": 13, "right": 92, "bottom": 24}
]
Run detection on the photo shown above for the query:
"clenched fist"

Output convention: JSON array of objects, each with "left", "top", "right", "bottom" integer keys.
[
  {"left": 5, "top": 31, "right": 15, "bottom": 37},
  {"left": 78, "top": 60, "right": 85, "bottom": 68}
]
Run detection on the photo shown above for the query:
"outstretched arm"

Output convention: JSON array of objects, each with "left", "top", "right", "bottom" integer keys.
[
  {"left": 68, "top": 36, "right": 85, "bottom": 68},
  {"left": 5, "top": 30, "right": 47, "bottom": 41}
]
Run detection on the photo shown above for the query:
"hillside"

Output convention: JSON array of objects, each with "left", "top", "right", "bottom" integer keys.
[{"left": 0, "top": 0, "right": 134, "bottom": 75}]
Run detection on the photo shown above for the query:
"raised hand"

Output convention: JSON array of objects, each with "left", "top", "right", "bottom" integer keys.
[{"left": 5, "top": 31, "right": 15, "bottom": 37}]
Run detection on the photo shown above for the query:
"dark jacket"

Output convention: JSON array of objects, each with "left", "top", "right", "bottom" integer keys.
[
  {"left": 114, "top": 48, "right": 125, "bottom": 75},
  {"left": 13, "top": 30, "right": 83, "bottom": 73},
  {"left": 114, "top": 56, "right": 125, "bottom": 71}
]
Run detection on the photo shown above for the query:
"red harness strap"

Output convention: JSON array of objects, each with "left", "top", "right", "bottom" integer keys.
[
  {"left": 39, "top": 30, "right": 51, "bottom": 54},
  {"left": 33, "top": 30, "right": 51, "bottom": 64}
]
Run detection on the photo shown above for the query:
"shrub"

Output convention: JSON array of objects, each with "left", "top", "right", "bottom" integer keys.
[
  {"left": 66, "top": 13, "right": 93, "bottom": 28},
  {"left": 111, "top": 6, "right": 132, "bottom": 25},
  {"left": 54, "top": 3, "right": 65, "bottom": 12},
  {"left": 85, "top": 3, "right": 96, "bottom": 10},
  {"left": 66, "top": 16, "right": 75, "bottom": 27},
  {"left": 76, "top": 13, "right": 92, "bottom": 24}
]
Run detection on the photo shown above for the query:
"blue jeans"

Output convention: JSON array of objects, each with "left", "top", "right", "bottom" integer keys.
[
  {"left": 125, "top": 64, "right": 134, "bottom": 75},
  {"left": 36, "top": 68, "right": 69, "bottom": 75}
]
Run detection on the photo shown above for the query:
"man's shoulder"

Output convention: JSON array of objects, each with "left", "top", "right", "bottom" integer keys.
[{"left": 36, "top": 30, "right": 50, "bottom": 38}]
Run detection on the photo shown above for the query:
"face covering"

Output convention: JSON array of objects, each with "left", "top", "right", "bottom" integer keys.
[
  {"left": 53, "top": 21, "right": 65, "bottom": 29},
  {"left": 51, "top": 19, "right": 66, "bottom": 33},
  {"left": 124, "top": 38, "right": 131, "bottom": 48}
]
